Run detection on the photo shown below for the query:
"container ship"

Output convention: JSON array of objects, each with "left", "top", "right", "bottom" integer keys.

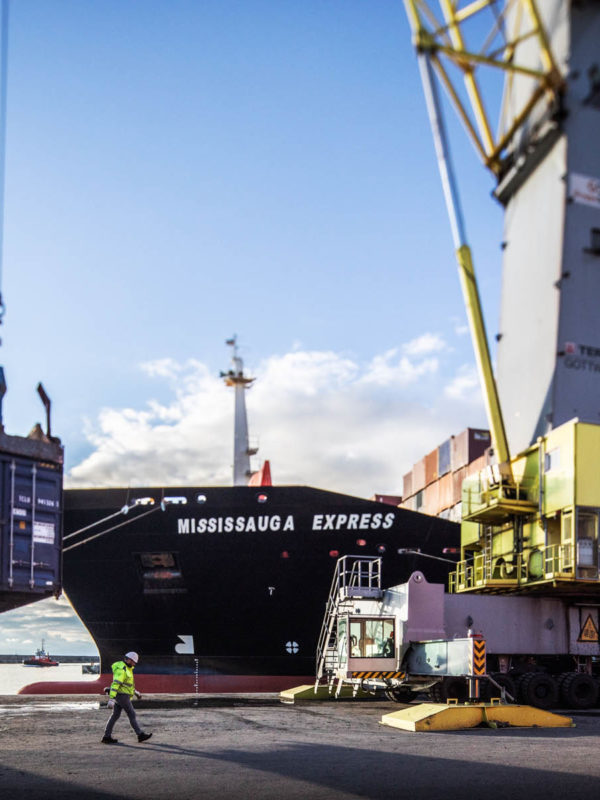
[{"left": 21, "top": 339, "right": 459, "bottom": 694}]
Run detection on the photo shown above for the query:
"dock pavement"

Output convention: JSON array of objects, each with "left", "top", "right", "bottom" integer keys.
[{"left": 1, "top": 694, "right": 600, "bottom": 799}]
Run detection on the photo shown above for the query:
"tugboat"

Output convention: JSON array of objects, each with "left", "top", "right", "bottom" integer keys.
[{"left": 23, "top": 640, "right": 59, "bottom": 667}]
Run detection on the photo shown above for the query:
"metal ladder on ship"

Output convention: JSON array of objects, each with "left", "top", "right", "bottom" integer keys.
[{"left": 314, "top": 555, "right": 383, "bottom": 692}]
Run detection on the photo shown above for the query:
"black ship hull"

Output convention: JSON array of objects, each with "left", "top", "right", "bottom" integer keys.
[{"left": 22, "top": 485, "right": 458, "bottom": 694}]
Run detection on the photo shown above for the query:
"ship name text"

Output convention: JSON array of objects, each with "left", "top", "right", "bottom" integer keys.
[
  {"left": 176, "top": 510, "right": 395, "bottom": 535},
  {"left": 311, "top": 512, "right": 394, "bottom": 530},
  {"left": 178, "top": 515, "right": 295, "bottom": 534}
]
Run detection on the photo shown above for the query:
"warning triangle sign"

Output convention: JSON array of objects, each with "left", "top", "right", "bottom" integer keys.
[{"left": 578, "top": 614, "right": 599, "bottom": 643}]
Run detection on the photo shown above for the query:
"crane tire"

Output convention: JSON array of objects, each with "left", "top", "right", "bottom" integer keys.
[
  {"left": 384, "top": 687, "right": 414, "bottom": 703},
  {"left": 518, "top": 672, "right": 558, "bottom": 709},
  {"left": 430, "top": 682, "right": 445, "bottom": 703},
  {"left": 560, "top": 673, "right": 598, "bottom": 710},
  {"left": 442, "top": 676, "right": 468, "bottom": 702}
]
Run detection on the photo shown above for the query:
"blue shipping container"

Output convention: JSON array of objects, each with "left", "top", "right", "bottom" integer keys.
[
  {"left": 0, "top": 433, "right": 63, "bottom": 612},
  {"left": 438, "top": 438, "right": 452, "bottom": 477}
]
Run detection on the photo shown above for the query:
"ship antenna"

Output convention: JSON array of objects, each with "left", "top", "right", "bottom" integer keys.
[{"left": 220, "top": 336, "right": 257, "bottom": 486}]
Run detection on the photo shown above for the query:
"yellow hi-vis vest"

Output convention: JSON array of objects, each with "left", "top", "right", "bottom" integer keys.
[{"left": 109, "top": 660, "right": 135, "bottom": 698}]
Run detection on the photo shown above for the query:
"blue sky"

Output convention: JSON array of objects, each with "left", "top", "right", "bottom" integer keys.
[{"left": 0, "top": 0, "right": 504, "bottom": 655}]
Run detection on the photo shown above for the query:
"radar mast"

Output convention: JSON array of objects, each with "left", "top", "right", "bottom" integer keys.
[{"left": 221, "top": 337, "right": 258, "bottom": 486}]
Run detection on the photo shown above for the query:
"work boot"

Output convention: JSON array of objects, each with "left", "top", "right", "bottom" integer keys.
[
  {"left": 137, "top": 732, "right": 153, "bottom": 743},
  {"left": 101, "top": 736, "right": 118, "bottom": 744}
]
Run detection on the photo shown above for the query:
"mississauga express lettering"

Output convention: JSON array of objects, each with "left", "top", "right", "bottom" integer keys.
[{"left": 177, "top": 512, "right": 395, "bottom": 535}]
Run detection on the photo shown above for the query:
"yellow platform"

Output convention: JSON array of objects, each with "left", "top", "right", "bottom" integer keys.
[
  {"left": 279, "top": 684, "right": 371, "bottom": 704},
  {"left": 380, "top": 703, "right": 574, "bottom": 732}
]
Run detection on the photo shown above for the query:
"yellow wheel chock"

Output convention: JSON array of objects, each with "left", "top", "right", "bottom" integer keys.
[{"left": 380, "top": 700, "right": 574, "bottom": 732}]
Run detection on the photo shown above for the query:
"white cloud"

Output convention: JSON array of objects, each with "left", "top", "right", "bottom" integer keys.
[
  {"left": 66, "top": 342, "right": 486, "bottom": 498},
  {"left": 444, "top": 365, "right": 482, "bottom": 403},
  {"left": 360, "top": 348, "right": 438, "bottom": 387},
  {"left": 450, "top": 316, "right": 470, "bottom": 337},
  {"left": 0, "top": 594, "right": 97, "bottom": 655},
  {"left": 402, "top": 332, "right": 448, "bottom": 356}
]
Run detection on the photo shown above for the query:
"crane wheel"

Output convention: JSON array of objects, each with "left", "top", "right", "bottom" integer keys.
[
  {"left": 432, "top": 676, "right": 468, "bottom": 702},
  {"left": 517, "top": 673, "right": 558, "bottom": 709},
  {"left": 559, "top": 672, "right": 598, "bottom": 709},
  {"left": 430, "top": 682, "right": 445, "bottom": 703},
  {"left": 384, "top": 687, "right": 414, "bottom": 703}
]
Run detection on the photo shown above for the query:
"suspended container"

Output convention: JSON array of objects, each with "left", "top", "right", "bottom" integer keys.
[{"left": 0, "top": 383, "right": 63, "bottom": 613}]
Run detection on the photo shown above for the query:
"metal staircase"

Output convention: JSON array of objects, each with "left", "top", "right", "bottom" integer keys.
[{"left": 314, "top": 556, "right": 382, "bottom": 689}]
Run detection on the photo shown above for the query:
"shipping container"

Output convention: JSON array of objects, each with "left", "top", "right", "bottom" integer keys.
[
  {"left": 402, "top": 471, "right": 413, "bottom": 500},
  {"left": 438, "top": 438, "right": 452, "bottom": 476},
  {"left": 438, "top": 472, "right": 454, "bottom": 511},
  {"left": 424, "top": 480, "right": 440, "bottom": 516},
  {"left": 425, "top": 448, "right": 438, "bottom": 486},
  {"left": 451, "top": 428, "right": 490, "bottom": 470},
  {"left": 452, "top": 465, "right": 467, "bottom": 506},
  {"left": 412, "top": 458, "right": 426, "bottom": 493},
  {"left": 469, "top": 429, "right": 491, "bottom": 461},
  {"left": 371, "top": 494, "right": 402, "bottom": 506},
  {"left": 0, "top": 432, "right": 63, "bottom": 613}
]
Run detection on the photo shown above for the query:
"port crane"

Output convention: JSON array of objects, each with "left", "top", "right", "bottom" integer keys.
[{"left": 310, "top": 1, "right": 600, "bottom": 718}]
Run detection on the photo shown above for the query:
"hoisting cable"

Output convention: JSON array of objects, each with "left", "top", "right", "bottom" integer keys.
[
  {"left": 62, "top": 498, "right": 156, "bottom": 542},
  {"left": 63, "top": 505, "right": 161, "bottom": 553}
]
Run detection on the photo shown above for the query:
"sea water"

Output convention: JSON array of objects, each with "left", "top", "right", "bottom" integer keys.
[{"left": 0, "top": 663, "right": 100, "bottom": 695}]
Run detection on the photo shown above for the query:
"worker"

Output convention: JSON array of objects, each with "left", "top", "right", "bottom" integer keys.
[
  {"left": 101, "top": 651, "right": 153, "bottom": 744},
  {"left": 382, "top": 629, "right": 395, "bottom": 657}
]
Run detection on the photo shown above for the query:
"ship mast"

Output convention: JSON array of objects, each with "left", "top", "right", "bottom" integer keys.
[{"left": 221, "top": 336, "right": 257, "bottom": 486}]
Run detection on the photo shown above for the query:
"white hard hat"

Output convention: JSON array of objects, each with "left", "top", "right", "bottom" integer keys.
[{"left": 124, "top": 651, "right": 139, "bottom": 664}]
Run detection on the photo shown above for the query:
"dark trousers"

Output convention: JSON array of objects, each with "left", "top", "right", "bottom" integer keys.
[{"left": 104, "top": 693, "right": 142, "bottom": 736}]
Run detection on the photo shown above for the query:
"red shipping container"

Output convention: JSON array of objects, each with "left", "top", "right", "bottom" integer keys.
[
  {"left": 438, "top": 472, "right": 453, "bottom": 512},
  {"left": 424, "top": 480, "right": 440, "bottom": 516},
  {"left": 425, "top": 448, "right": 438, "bottom": 486}
]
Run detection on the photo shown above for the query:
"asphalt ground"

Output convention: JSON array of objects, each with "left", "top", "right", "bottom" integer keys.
[{"left": 1, "top": 694, "right": 600, "bottom": 800}]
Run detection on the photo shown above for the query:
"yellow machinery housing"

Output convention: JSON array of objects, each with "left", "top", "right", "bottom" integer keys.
[{"left": 452, "top": 419, "right": 600, "bottom": 595}]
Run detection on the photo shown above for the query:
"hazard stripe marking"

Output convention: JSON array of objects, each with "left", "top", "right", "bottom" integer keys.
[
  {"left": 351, "top": 671, "right": 405, "bottom": 680},
  {"left": 471, "top": 639, "right": 486, "bottom": 675}
]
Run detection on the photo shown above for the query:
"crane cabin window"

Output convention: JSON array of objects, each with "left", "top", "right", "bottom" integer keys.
[{"left": 349, "top": 618, "right": 395, "bottom": 658}]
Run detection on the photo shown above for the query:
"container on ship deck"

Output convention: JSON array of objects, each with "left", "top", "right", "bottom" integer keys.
[
  {"left": 438, "top": 438, "right": 452, "bottom": 477},
  {"left": 424, "top": 480, "right": 441, "bottom": 516},
  {"left": 451, "top": 428, "right": 490, "bottom": 470},
  {"left": 425, "top": 449, "right": 438, "bottom": 486},
  {"left": 403, "top": 471, "right": 413, "bottom": 500},
  {"left": 412, "top": 458, "right": 426, "bottom": 493},
  {"left": 438, "top": 472, "right": 453, "bottom": 512}
]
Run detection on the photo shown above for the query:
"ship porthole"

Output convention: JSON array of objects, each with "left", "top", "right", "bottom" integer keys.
[
  {"left": 356, "top": 539, "right": 367, "bottom": 547},
  {"left": 285, "top": 641, "right": 299, "bottom": 654},
  {"left": 196, "top": 494, "right": 207, "bottom": 504},
  {"left": 257, "top": 493, "right": 268, "bottom": 503},
  {"left": 329, "top": 549, "right": 339, "bottom": 558}
]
